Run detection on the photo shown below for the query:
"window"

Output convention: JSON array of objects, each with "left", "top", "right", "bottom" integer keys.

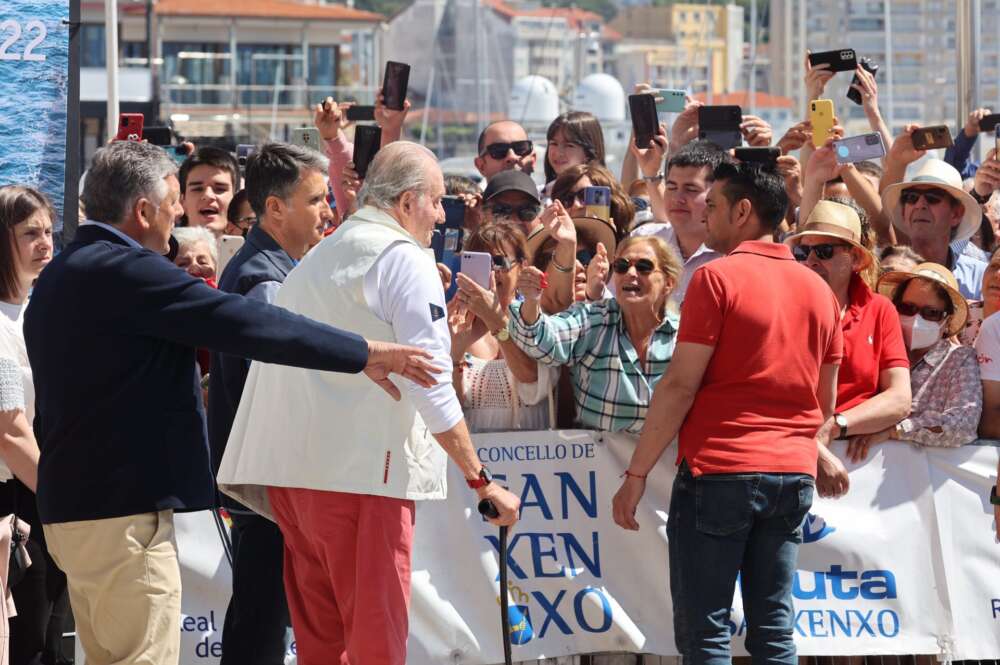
[
  {"left": 162, "top": 42, "right": 230, "bottom": 104},
  {"left": 81, "top": 24, "right": 105, "bottom": 67},
  {"left": 237, "top": 44, "right": 304, "bottom": 106},
  {"left": 309, "top": 46, "right": 339, "bottom": 88}
]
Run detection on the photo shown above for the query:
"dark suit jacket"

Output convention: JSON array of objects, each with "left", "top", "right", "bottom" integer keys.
[{"left": 24, "top": 224, "right": 369, "bottom": 524}]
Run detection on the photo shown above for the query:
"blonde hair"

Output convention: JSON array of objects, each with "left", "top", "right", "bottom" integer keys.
[{"left": 615, "top": 235, "right": 683, "bottom": 315}]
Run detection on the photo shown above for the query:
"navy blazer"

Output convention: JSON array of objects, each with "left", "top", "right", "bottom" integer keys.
[{"left": 24, "top": 224, "right": 369, "bottom": 524}]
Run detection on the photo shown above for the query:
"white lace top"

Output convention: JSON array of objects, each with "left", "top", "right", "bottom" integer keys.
[
  {"left": 0, "top": 300, "right": 29, "bottom": 482},
  {"left": 459, "top": 354, "right": 556, "bottom": 433}
]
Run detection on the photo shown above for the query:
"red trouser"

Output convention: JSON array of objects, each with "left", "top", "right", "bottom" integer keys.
[{"left": 268, "top": 487, "right": 415, "bottom": 665}]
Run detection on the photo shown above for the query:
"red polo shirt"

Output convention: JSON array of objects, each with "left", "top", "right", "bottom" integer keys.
[
  {"left": 676, "top": 241, "right": 843, "bottom": 477},
  {"left": 835, "top": 274, "right": 909, "bottom": 411}
]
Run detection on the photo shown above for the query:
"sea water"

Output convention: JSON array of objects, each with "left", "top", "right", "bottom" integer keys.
[{"left": 0, "top": 0, "right": 70, "bottom": 230}]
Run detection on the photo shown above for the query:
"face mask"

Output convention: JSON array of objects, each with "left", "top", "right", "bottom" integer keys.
[{"left": 899, "top": 314, "right": 944, "bottom": 351}]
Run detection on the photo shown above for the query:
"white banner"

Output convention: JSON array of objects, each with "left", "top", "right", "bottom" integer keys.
[{"left": 122, "top": 433, "right": 1000, "bottom": 664}]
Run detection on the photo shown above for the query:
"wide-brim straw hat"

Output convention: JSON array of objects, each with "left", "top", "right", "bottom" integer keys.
[
  {"left": 881, "top": 159, "right": 982, "bottom": 244},
  {"left": 784, "top": 200, "right": 873, "bottom": 270},
  {"left": 876, "top": 262, "right": 969, "bottom": 337},
  {"left": 526, "top": 216, "right": 618, "bottom": 263}
]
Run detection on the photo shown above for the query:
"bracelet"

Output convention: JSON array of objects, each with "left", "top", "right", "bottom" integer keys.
[
  {"left": 971, "top": 188, "right": 992, "bottom": 205},
  {"left": 620, "top": 469, "right": 647, "bottom": 480},
  {"left": 642, "top": 172, "right": 664, "bottom": 183},
  {"left": 551, "top": 258, "right": 573, "bottom": 273}
]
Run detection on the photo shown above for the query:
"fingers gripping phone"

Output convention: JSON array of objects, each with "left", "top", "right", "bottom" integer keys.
[
  {"left": 352, "top": 125, "right": 382, "bottom": 179},
  {"left": 911, "top": 125, "right": 954, "bottom": 151},
  {"left": 460, "top": 251, "right": 492, "bottom": 290},
  {"left": 382, "top": 61, "right": 410, "bottom": 111},
  {"left": 833, "top": 133, "right": 886, "bottom": 164},
  {"left": 847, "top": 57, "right": 878, "bottom": 106},
  {"left": 628, "top": 94, "right": 659, "bottom": 149},
  {"left": 698, "top": 105, "right": 743, "bottom": 150},
  {"left": 115, "top": 113, "right": 144, "bottom": 142},
  {"left": 809, "top": 99, "right": 836, "bottom": 148},
  {"left": 808, "top": 49, "right": 858, "bottom": 73}
]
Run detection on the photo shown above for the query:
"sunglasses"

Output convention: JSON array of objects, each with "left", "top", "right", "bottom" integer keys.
[
  {"left": 612, "top": 258, "right": 657, "bottom": 275},
  {"left": 895, "top": 301, "right": 948, "bottom": 322},
  {"left": 576, "top": 248, "right": 596, "bottom": 267},
  {"left": 792, "top": 243, "right": 850, "bottom": 261},
  {"left": 482, "top": 140, "right": 534, "bottom": 160},
  {"left": 900, "top": 188, "right": 952, "bottom": 207},
  {"left": 487, "top": 202, "right": 541, "bottom": 223},
  {"left": 558, "top": 189, "right": 587, "bottom": 209},
  {"left": 491, "top": 255, "right": 515, "bottom": 272}
]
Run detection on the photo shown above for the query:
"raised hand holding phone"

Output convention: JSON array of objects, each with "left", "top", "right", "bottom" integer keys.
[
  {"left": 629, "top": 122, "right": 669, "bottom": 177},
  {"left": 313, "top": 97, "right": 345, "bottom": 141}
]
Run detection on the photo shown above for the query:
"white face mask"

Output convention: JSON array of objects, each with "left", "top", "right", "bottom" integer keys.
[{"left": 899, "top": 314, "right": 944, "bottom": 351}]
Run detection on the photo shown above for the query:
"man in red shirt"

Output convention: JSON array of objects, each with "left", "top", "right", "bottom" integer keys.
[
  {"left": 612, "top": 161, "right": 843, "bottom": 664},
  {"left": 785, "top": 200, "right": 911, "bottom": 467}
]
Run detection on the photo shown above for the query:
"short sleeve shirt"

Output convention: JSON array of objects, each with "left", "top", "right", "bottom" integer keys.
[
  {"left": 974, "top": 312, "right": 1000, "bottom": 382},
  {"left": 676, "top": 241, "right": 843, "bottom": 477},
  {"left": 835, "top": 274, "right": 910, "bottom": 411}
]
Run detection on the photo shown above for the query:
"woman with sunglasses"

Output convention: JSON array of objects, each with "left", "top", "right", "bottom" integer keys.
[
  {"left": 550, "top": 163, "right": 634, "bottom": 240},
  {"left": 449, "top": 223, "right": 555, "bottom": 432},
  {"left": 508, "top": 236, "right": 682, "bottom": 434},
  {"left": 544, "top": 112, "right": 606, "bottom": 191},
  {"left": 847, "top": 264, "right": 981, "bottom": 460}
]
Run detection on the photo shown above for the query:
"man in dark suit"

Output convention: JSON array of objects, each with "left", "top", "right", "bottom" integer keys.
[
  {"left": 207, "top": 142, "right": 330, "bottom": 664},
  {"left": 23, "top": 140, "right": 437, "bottom": 665}
]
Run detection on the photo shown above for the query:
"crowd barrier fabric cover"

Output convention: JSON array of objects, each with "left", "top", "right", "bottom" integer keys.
[
  {"left": 0, "top": 0, "right": 70, "bottom": 229},
  {"left": 141, "top": 433, "right": 999, "bottom": 664}
]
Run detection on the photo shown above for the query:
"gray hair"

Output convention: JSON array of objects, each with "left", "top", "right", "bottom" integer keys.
[
  {"left": 358, "top": 141, "right": 439, "bottom": 209},
  {"left": 82, "top": 141, "right": 178, "bottom": 225},
  {"left": 245, "top": 142, "right": 330, "bottom": 219},
  {"left": 171, "top": 226, "right": 218, "bottom": 266}
]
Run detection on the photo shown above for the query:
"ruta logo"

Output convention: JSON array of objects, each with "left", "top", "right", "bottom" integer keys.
[
  {"left": 803, "top": 513, "right": 836, "bottom": 543},
  {"left": 499, "top": 582, "right": 534, "bottom": 644}
]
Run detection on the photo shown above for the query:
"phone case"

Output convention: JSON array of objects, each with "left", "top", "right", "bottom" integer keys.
[
  {"left": 698, "top": 105, "right": 743, "bottom": 150},
  {"left": 382, "top": 61, "right": 410, "bottom": 111},
  {"left": 655, "top": 89, "right": 686, "bottom": 114},
  {"left": 460, "top": 252, "right": 492, "bottom": 290},
  {"left": 911, "top": 126, "right": 953, "bottom": 151},
  {"left": 847, "top": 58, "right": 878, "bottom": 106},
  {"left": 291, "top": 128, "right": 321, "bottom": 151},
  {"left": 628, "top": 94, "right": 659, "bottom": 149},
  {"left": 142, "top": 126, "right": 172, "bottom": 146},
  {"left": 237, "top": 145, "right": 257, "bottom": 167},
  {"left": 584, "top": 186, "right": 611, "bottom": 222},
  {"left": 346, "top": 105, "right": 376, "bottom": 122},
  {"left": 734, "top": 147, "right": 780, "bottom": 164},
  {"left": 441, "top": 197, "right": 466, "bottom": 229},
  {"left": 217, "top": 235, "right": 246, "bottom": 274},
  {"left": 833, "top": 133, "right": 886, "bottom": 164},
  {"left": 115, "top": 114, "right": 144, "bottom": 142},
  {"left": 353, "top": 125, "right": 382, "bottom": 178},
  {"left": 809, "top": 99, "right": 836, "bottom": 148},
  {"left": 808, "top": 49, "right": 858, "bottom": 73},
  {"left": 979, "top": 114, "right": 1000, "bottom": 132}
]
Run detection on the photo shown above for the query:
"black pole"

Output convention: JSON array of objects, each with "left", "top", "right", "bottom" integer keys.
[
  {"left": 62, "top": 0, "right": 81, "bottom": 245},
  {"left": 478, "top": 499, "right": 512, "bottom": 665}
]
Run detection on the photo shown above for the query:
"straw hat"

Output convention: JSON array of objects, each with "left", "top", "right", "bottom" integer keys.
[
  {"left": 526, "top": 216, "right": 618, "bottom": 263},
  {"left": 881, "top": 159, "right": 982, "bottom": 244},
  {"left": 784, "top": 200, "right": 873, "bottom": 270},
  {"left": 876, "top": 262, "right": 969, "bottom": 336}
]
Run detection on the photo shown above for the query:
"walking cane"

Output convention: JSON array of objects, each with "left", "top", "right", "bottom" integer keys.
[{"left": 478, "top": 499, "right": 512, "bottom": 665}]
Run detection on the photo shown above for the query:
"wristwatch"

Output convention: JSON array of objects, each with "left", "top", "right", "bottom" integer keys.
[
  {"left": 971, "top": 188, "right": 992, "bottom": 205},
  {"left": 833, "top": 413, "right": 849, "bottom": 439},
  {"left": 492, "top": 319, "right": 511, "bottom": 342},
  {"left": 466, "top": 465, "right": 493, "bottom": 490},
  {"left": 991, "top": 486, "right": 1000, "bottom": 506}
]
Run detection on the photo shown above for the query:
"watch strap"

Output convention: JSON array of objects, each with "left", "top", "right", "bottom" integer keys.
[{"left": 466, "top": 466, "right": 492, "bottom": 489}]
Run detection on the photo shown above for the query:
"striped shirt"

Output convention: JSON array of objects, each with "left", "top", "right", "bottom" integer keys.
[{"left": 508, "top": 298, "right": 679, "bottom": 434}]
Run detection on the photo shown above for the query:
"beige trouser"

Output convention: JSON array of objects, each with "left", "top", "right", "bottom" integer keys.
[{"left": 44, "top": 510, "right": 181, "bottom": 665}]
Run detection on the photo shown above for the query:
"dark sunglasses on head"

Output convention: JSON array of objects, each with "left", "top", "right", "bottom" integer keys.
[
  {"left": 487, "top": 202, "right": 541, "bottom": 223},
  {"left": 792, "top": 243, "right": 850, "bottom": 261},
  {"left": 558, "top": 189, "right": 587, "bottom": 209},
  {"left": 895, "top": 301, "right": 948, "bottom": 322},
  {"left": 491, "top": 255, "right": 515, "bottom": 272},
  {"left": 612, "top": 258, "right": 657, "bottom": 275},
  {"left": 900, "top": 188, "right": 951, "bottom": 207},
  {"left": 482, "top": 140, "right": 534, "bottom": 160}
]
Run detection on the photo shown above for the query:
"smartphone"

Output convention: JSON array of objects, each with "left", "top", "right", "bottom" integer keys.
[
  {"left": 460, "top": 251, "right": 492, "bottom": 290},
  {"left": 979, "top": 113, "right": 1000, "bottom": 133},
  {"left": 291, "top": 127, "right": 322, "bottom": 151},
  {"left": 734, "top": 147, "right": 780, "bottom": 165},
  {"left": 584, "top": 186, "right": 611, "bottom": 222},
  {"left": 432, "top": 196, "right": 466, "bottom": 264},
  {"left": 833, "top": 133, "right": 886, "bottom": 164},
  {"left": 382, "top": 61, "right": 410, "bottom": 111},
  {"left": 698, "top": 105, "right": 743, "bottom": 150},
  {"left": 994, "top": 125, "right": 999, "bottom": 157},
  {"left": 847, "top": 57, "right": 878, "bottom": 106},
  {"left": 236, "top": 144, "right": 257, "bottom": 168},
  {"left": 345, "top": 105, "right": 376, "bottom": 122},
  {"left": 809, "top": 99, "right": 836, "bottom": 148},
  {"left": 911, "top": 125, "right": 954, "bottom": 151},
  {"left": 166, "top": 145, "right": 189, "bottom": 166},
  {"left": 142, "top": 126, "right": 172, "bottom": 146},
  {"left": 808, "top": 48, "right": 858, "bottom": 73},
  {"left": 217, "top": 235, "right": 246, "bottom": 275},
  {"left": 654, "top": 89, "right": 686, "bottom": 114},
  {"left": 114, "top": 113, "right": 144, "bottom": 142},
  {"left": 628, "top": 93, "right": 659, "bottom": 149},
  {"left": 352, "top": 124, "right": 381, "bottom": 178}
]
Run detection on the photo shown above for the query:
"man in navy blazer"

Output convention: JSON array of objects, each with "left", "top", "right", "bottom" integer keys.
[{"left": 23, "top": 140, "right": 437, "bottom": 665}]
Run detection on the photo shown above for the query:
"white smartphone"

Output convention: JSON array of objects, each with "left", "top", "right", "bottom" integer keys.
[
  {"left": 460, "top": 251, "right": 492, "bottom": 290},
  {"left": 217, "top": 235, "right": 245, "bottom": 275}
]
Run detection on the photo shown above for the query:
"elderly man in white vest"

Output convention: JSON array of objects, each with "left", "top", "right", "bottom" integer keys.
[{"left": 217, "top": 141, "right": 520, "bottom": 665}]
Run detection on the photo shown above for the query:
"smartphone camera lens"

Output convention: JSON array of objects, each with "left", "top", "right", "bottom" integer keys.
[{"left": 865, "top": 134, "right": 878, "bottom": 145}]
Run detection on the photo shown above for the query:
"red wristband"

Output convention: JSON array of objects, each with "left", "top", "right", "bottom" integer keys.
[{"left": 621, "top": 470, "right": 647, "bottom": 480}]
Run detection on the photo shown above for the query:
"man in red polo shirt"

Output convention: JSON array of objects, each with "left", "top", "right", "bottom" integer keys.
[
  {"left": 785, "top": 200, "right": 911, "bottom": 467},
  {"left": 612, "top": 161, "right": 843, "bottom": 664}
]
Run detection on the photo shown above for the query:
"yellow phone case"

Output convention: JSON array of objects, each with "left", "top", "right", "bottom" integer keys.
[{"left": 810, "top": 99, "right": 836, "bottom": 148}]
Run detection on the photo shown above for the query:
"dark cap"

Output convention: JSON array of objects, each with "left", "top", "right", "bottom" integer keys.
[{"left": 483, "top": 169, "right": 541, "bottom": 204}]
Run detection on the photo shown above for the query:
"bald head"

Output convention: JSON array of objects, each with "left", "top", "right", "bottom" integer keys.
[
  {"left": 475, "top": 120, "right": 537, "bottom": 179},
  {"left": 359, "top": 141, "right": 441, "bottom": 210}
]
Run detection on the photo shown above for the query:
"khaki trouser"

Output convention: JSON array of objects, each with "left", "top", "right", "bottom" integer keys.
[{"left": 44, "top": 510, "right": 181, "bottom": 665}]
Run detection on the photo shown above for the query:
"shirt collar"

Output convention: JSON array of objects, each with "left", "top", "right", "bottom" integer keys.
[
  {"left": 845, "top": 273, "right": 873, "bottom": 323},
  {"left": 78, "top": 220, "right": 143, "bottom": 249},
  {"left": 729, "top": 240, "right": 793, "bottom": 260},
  {"left": 917, "top": 338, "right": 953, "bottom": 368}
]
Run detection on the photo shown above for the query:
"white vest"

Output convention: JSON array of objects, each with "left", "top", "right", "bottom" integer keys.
[{"left": 217, "top": 207, "right": 448, "bottom": 519}]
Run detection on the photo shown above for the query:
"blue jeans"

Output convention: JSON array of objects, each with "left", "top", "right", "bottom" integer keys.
[{"left": 667, "top": 463, "right": 814, "bottom": 665}]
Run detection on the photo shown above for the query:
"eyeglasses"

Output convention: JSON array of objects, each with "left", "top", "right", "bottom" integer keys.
[
  {"left": 492, "top": 255, "right": 515, "bottom": 272},
  {"left": 235, "top": 215, "right": 256, "bottom": 227},
  {"left": 557, "top": 189, "right": 587, "bottom": 209},
  {"left": 482, "top": 140, "right": 534, "bottom": 160},
  {"left": 612, "top": 258, "right": 657, "bottom": 275},
  {"left": 895, "top": 301, "right": 948, "bottom": 322},
  {"left": 792, "top": 243, "right": 850, "bottom": 261},
  {"left": 486, "top": 202, "right": 541, "bottom": 223},
  {"left": 900, "top": 188, "right": 952, "bottom": 207}
]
